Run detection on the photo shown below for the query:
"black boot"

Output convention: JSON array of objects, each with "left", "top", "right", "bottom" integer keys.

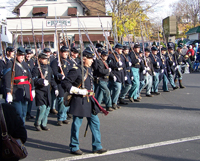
[
  {"left": 179, "top": 80, "right": 185, "bottom": 88},
  {"left": 118, "top": 98, "right": 128, "bottom": 105}
]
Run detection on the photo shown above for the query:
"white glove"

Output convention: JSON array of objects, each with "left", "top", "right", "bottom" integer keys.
[
  {"left": 32, "top": 90, "right": 35, "bottom": 99},
  {"left": 119, "top": 61, "right": 122, "bottom": 66},
  {"left": 44, "top": 79, "right": 49, "bottom": 86},
  {"left": 175, "top": 66, "right": 178, "bottom": 70},
  {"left": 70, "top": 86, "right": 88, "bottom": 96},
  {"left": 138, "top": 59, "right": 141, "bottom": 63},
  {"left": 125, "top": 76, "right": 128, "bottom": 81},
  {"left": 131, "top": 76, "right": 134, "bottom": 80},
  {"left": 109, "top": 68, "right": 112, "bottom": 72},
  {"left": 6, "top": 93, "right": 13, "bottom": 103},
  {"left": 157, "top": 62, "right": 160, "bottom": 67},
  {"left": 173, "top": 62, "right": 175, "bottom": 66},
  {"left": 113, "top": 76, "right": 117, "bottom": 82},
  {"left": 129, "top": 62, "right": 132, "bottom": 66},
  {"left": 161, "top": 69, "right": 164, "bottom": 73},
  {"left": 168, "top": 72, "right": 171, "bottom": 75},
  {"left": 62, "top": 75, "right": 65, "bottom": 80},
  {"left": 146, "top": 67, "right": 150, "bottom": 71},
  {"left": 55, "top": 90, "right": 59, "bottom": 97},
  {"left": 143, "top": 70, "right": 146, "bottom": 75},
  {"left": 153, "top": 72, "right": 156, "bottom": 76}
]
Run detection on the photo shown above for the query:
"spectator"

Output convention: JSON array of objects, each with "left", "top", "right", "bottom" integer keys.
[
  {"left": 181, "top": 44, "right": 188, "bottom": 56},
  {"left": 167, "top": 39, "right": 175, "bottom": 50},
  {"left": 178, "top": 37, "right": 186, "bottom": 46},
  {"left": 186, "top": 45, "right": 195, "bottom": 61},
  {"left": 0, "top": 103, "right": 27, "bottom": 161}
]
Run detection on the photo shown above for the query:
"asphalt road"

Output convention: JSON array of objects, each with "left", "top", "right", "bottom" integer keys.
[{"left": 12, "top": 72, "right": 200, "bottom": 161}]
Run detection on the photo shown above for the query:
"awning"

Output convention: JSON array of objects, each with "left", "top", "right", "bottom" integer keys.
[
  {"left": 32, "top": 7, "right": 48, "bottom": 15},
  {"left": 68, "top": 8, "right": 77, "bottom": 16},
  {"left": 17, "top": 34, "right": 54, "bottom": 43},
  {"left": 74, "top": 34, "right": 114, "bottom": 42}
]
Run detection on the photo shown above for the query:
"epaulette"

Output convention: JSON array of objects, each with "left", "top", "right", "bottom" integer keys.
[{"left": 72, "top": 65, "right": 78, "bottom": 70}]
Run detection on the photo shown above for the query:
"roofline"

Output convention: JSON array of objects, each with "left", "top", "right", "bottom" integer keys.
[
  {"left": 12, "top": 0, "right": 89, "bottom": 14},
  {"left": 12, "top": 0, "right": 27, "bottom": 14},
  {"left": 7, "top": 16, "right": 112, "bottom": 19}
]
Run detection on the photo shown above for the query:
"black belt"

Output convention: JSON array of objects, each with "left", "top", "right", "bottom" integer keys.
[{"left": 14, "top": 78, "right": 28, "bottom": 84}]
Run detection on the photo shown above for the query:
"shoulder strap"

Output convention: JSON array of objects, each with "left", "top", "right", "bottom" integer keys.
[{"left": 0, "top": 104, "right": 8, "bottom": 136}]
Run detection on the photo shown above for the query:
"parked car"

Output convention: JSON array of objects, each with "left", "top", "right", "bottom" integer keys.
[{"left": 185, "top": 40, "right": 200, "bottom": 46}]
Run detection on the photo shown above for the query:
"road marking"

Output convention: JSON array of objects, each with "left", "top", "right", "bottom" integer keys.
[{"left": 46, "top": 135, "right": 200, "bottom": 161}]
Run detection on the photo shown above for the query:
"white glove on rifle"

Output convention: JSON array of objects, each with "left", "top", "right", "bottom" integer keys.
[
  {"left": 143, "top": 70, "right": 146, "bottom": 75},
  {"left": 131, "top": 76, "right": 134, "bottom": 80},
  {"left": 109, "top": 68, "right": 112, "bottom": 72},
  {"left": 125, "top": 76, "right": 128, "bottom": 81},
  {"left": 62, "top": 75, "right": 65, "bottom": 80},
  {"left": 70, "top": 86, "right": 88, "bottom": 96},
  {"left": 113, "top": 76, "right": 117, "bottom": 82},
  {"left": 153, "top": 72, "right": 156, "bottom": 76},
  {"left": 138, "top": 59, "right": 141, "bottom": 63},
  {"left": 55, "top": 90, "right": 59, "bottom": 97},
  {"left": 146, "top": 67, "right": 150, "bottom": 71},
  {"left": 173, "top": 62, "right": 175, "bottom": 66},
  {"left": 129, "top": 62, "right": 132, "bottom": 66},
  {"left": 161, "top": 69, "right": 164, "bottom": 73},
  {"left": 44, "top": 79, "right": 49, "bottom": 86},
  {"left": 6, "top": 93, "right": 13, "bottom": 103},
  {"left": 32, "top": 90, "right": 35, "bottom": 99},
  {"left": 118, "top": 61, "right": 122, "bottom": 66}
]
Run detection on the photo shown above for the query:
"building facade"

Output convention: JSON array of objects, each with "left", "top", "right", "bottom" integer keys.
[{"left": 7, "top": 0, "right": 112, "bottom": 52}]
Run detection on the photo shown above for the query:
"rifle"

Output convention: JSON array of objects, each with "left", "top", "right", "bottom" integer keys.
[
  {"left": 140, "top": 21, "right": 148, "bottom": 67},
  {"left": 0, "top": 34, "right": 5, "bottom": 62},
  {"left": 42, "top": 21, "right": 44, "bottom": 51},
  {"left": 157, "top": 31, "right": 164, "bottom": 63},
  {"left": 122, "top": 22, "right": 138, "bottom": 59},
  {"left": 60, "top": 17, "right": 71, "bottom": 60},
  {"left": 31, "top": 17, "right": 44, "bottom": 79},
  {"left": 10, "top": 26, "right": 18, "bottom": 95},
  {"left": 54, "top": 8, "right": 64, "bottom": 75},
  {"left": 77, "top": 15, "right": 85, "bottom": 88},
  {"left": 79, "top": 19, "right": 110, "bottom": 69},
  {"left": 27, "top": 37, "right": 31, "bottom": 49},
  {"left": 98, "top": 14, "right": 119, "bottom": 62},
  {"left": 145, "top": 22, "right": 151, "bottom": 49},
  {"left": 20, "top": 17, "right": 24, "bottom": 47}
]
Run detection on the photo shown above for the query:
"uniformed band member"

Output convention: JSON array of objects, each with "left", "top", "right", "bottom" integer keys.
[
  {"left": 61, "top": 49, "right": 107, "bottom": 155},
  {"left": 51, "top": 46, "right": 73, "bottom": 126},
  {"left": 4, "top": 47, "right": 34, "bottom": 124},
  {"left": 32, "top": 52, "right": 58, "bottom": 131},
  {"left": 95, "top": 50, "right": 113, "bottom": 111},
  {"left": 25, "top": 49, "right": 35, "bottom": 120}
]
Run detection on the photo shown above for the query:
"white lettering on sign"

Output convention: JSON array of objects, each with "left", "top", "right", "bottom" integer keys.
[{"left": 46, "top": 20, "right": 71, "bottom": 27}]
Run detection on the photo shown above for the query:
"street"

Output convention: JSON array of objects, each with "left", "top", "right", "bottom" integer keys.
[{"left": 19, "top": 72, "right": 200, "bottom": 161}]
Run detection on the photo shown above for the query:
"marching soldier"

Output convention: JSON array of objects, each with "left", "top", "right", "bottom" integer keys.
[
  {"left": 128, "top": 44, "right": 141, "bottom": 102},
  {"left": 61, "top": 49, "right": 108, "bottom": 155},
  {"left": 25, "top": 49, "right": 35, "bottom": 120},
  {"left": 70, "top": 47, "right": 80, "bottom": 66},
  {"left": 174, "top": 45, "right": 186, "bottom": 88},
  {"left": 150, "top": 46, "right": 164, "bottom": 95},
  {"left": 167, "top": 46, "right": 179, "bottom": 90},
  {"left": 95, "top": 50, "right": 113, "bottom": 111},
  {"left": 4, "top": 47, "right": 34, "bottom": 124},
  {"left": 50, "top": 51, "right": 57, "bottom": 63},
  {"left": 142, "top": 48, "right": 154, "bottom": 97},
  {"left": 118, "top": 46, "right": 133, "bottom": 105},
  {"left": 51, "top": 46, "right": 73, "bottom": 126},
  {"left": 0, "top": 46, "right": 15, "bottom": 99},
  {"left": 160, "top": 47, "right": 178, "bottom": 91},
  {"left": 32, "top": 52, "right": 58, "bottom": 131},
  {"left": 107, "top": 43, "right": 126, "bottom": 109}
]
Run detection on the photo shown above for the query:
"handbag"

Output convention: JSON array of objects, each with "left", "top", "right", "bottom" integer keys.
[{"left": 0, "top": 104, "right": 28, "bottom": 160}]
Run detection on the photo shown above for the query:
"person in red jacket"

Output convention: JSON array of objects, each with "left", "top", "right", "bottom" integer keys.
[{"left": 186, "top": 45, "right": 195, "bottom": 61}]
